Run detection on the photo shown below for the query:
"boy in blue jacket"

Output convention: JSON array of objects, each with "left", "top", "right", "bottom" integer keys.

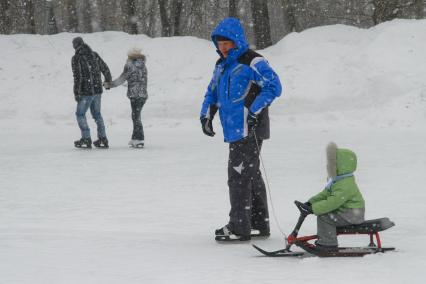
[{"left": 200, "top": 18, "right": 282, "bottom": 241}]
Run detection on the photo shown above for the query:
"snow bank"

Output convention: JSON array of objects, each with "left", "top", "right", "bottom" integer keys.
[
  {"left": 1, "top": 19, "right": 426, "bottom": 130},
  {"left": 267, "top": 20, "right": 426, "bottom": 129}
]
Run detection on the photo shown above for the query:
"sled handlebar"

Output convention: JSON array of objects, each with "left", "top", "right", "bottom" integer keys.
[{"left": 285, "top": 201, "right": 309, "bottom": 248}]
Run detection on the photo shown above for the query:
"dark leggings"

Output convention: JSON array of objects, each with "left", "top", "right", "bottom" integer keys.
[{"left": 130, "top": 97, "right": 146, "bottom": 140}]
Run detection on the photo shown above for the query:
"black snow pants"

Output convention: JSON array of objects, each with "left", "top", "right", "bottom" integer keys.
[
  {"left": 130, "top": 97, "right": 146, "bottom": 141},
  {"left": 227, "top": 135, "right": 270, "bottom": 236}
]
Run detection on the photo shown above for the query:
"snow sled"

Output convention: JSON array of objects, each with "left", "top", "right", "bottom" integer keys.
[{"left": 253, "top": 201, "right": 395, "bottom": 257}]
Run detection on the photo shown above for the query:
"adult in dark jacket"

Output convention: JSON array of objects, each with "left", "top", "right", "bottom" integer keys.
[
  {"left": 200, "top": 18, "right": 282, "bottom": 241},
  {"left": 105, "top": 48, "right": 148, "bottom": 148},
  {"left": 71, "top": 37, "right": 112, "bottom": 148}
]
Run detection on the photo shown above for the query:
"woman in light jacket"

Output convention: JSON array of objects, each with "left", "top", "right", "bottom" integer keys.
[{"left": 107, "top": 48, "right": 148, "bottom": 148}]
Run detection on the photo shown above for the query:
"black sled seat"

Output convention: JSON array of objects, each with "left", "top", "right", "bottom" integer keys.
[{"left": 337, "top": 218, "right": 395, "bottom": 234}]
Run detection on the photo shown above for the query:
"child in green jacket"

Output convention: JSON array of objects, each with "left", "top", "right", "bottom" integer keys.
[{"left": 297, "top": 142, "right": 365, "bottom": 250}]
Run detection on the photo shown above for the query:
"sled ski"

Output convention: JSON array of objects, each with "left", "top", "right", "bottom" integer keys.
[
  {"left": 252, "top": 245, "right": 304, "bottom": 257},
  {"left": 294, "top": 241, "right": 395, "bottom": 257},
  {"left": 252, "top": 243, "right": 394, "bottom": 258}
]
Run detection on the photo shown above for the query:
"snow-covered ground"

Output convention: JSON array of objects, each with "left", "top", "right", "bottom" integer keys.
[{"left": 1, "top": 19, "right": 426, "bottom": 283}]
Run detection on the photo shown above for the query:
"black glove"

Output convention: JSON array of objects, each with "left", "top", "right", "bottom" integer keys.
[
  {"left": 295, "top": 200, "right": 313, "bottom": 216},
  {"left": 74, "top": 94, "right": 81, "bottom": 102},
  {"left": 247, "top": 111, "right": 258, "bottom": 135},
  {"left": 200, "top": 117, "right": 215, "bottom": 137}
]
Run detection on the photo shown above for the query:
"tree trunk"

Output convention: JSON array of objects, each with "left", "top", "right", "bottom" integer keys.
[
  {"left": 89, "top": 0, "right": 103, "bottom": 32},
  {"left": 27, "top": 0, "right": 36, "bottom": 34},
  {"left": 415, "top": 0, "right": 424, "bottom": 19},
  {"left": 158, "top": 0, "right": 172, "bottom": 36},
  {"left": 229, "top": 0, "right": 238, "bottom": 18},
  {"left": 172, "top": 0, "right": 183, "bottom": 36},
  {"left": 126, "top": 0, "right": 138, "bottom": 34},
  {"left": 65, "top": 0, "right": 78, "bottom": 33},
  {"left": 190, "top": 0, "right": 204, "bottom": 38},
  {"left": 281, "top": 0, "right": 296, "bottom": 33},
  {"left": 372, "top": 0, "right": 400, "bottom": 24},
  {"left": 250, "top": 0, "right": 272, "bottom": 49},
  {"left": 148, "top": 0, "right": 157, "bottom": 37},
  {"left": 75, "top": 0, "right": 92, "bottom": 32},
  {"left": 0, "top": 0, "right": 11, "bottom": 34},
  {"left": 47, "top": 0, "right": 58, "bottom": 35},
  {"left": 8, "top": 0, "right": 35, "bottom": 33}
]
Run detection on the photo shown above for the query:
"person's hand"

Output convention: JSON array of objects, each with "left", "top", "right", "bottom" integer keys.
[
  {"left": 103, "top": 81, "right": 111, "bottom": 90},
  {"left": 295, "top": 200, "right": 313, "bottom": 216},
  {"left": 247, "top": 111, "right": 258, "bottom": 135},
  {"left": 74, "top": 94, "right": 81, "bottom": 102},
  {"left": 200, "top": 116, "right": 215, "bottom": 137}
]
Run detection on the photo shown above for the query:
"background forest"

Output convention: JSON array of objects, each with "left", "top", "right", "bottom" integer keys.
[{"left": 1, "top": 0, "right": 425, "bottom": 48}]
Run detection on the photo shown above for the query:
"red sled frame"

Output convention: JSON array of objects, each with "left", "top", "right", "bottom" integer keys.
[{"left": 287, "top": 231, "right": 385, "bottom": 250}]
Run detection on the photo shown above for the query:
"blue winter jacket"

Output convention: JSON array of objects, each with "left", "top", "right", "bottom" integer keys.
[{"left": 200, "top": 18, "right": 282, "bottom": 143}]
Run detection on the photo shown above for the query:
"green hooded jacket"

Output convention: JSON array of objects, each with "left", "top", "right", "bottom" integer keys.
[{"left": 309, "top": 146, "right": 365, "bottom": 216}]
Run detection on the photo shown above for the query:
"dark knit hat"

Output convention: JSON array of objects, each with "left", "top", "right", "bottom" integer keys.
[
  {"left": 214, "top": 35, "right": 233, "bottom": 42},
  {"left": 72, "top": 37, "right": 84, "bottom": 50}
]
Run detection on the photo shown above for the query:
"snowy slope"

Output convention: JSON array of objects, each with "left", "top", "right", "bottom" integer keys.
[{"left": 1, "top": 19, "right": 426, "bottom": 283}]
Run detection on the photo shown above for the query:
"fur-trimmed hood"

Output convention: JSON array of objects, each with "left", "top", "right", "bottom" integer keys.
[
  {"left": 326, "top": 142, "right": 357, "bottom": 178},
  {"left": 127, "top": 48, "right": 146, "bottom": 61}
]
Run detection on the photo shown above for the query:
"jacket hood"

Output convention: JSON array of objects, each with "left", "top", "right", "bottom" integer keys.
[
  {"left": 127, "top": 48, "right": 146, "bottom": 61},
  {"left": 128, "top": 54, "right": 146, "bottom": 61},
  {"left": 76, "top": 43, "right": 93, "bottom": 55},
  {"left": 211, "top": 17, "right": 249, "bottom": 59},
  {"left": 327, "top": 142, "right": 357, "bottom": 177}
]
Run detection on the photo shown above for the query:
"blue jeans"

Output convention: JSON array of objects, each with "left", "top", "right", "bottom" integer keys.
[{"left": 75, "top": 94, "right": 106, "bottom": 139}]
